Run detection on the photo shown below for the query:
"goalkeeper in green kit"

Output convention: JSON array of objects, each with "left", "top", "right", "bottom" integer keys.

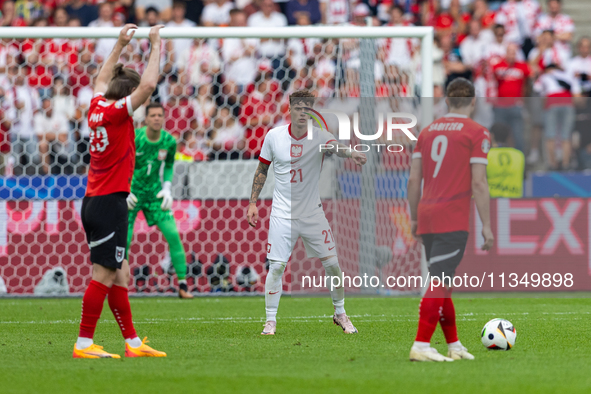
[{"left": 126, "top": 102, "right": 193, "bottom": 299}]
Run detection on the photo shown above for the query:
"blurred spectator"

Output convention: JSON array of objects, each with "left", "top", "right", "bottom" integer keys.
[
  {"left": 139, "top": 6, "right": 163, "bottom": 26},
  {"left": 193, "top": 84, "right": 216, "bottom": 128},
  {"left": 488, "top": 24, "right": 511, "bottom": 60},
  {"left": 51, "top": 6, "right": 68, "bottom": 27},
  {"left": 440, "top": 33, "right": 470, "bottom": 86},
  {"left": 472, "top": 0, "right": 496, "bottom": 30},
  {"left": 1, "top": 0, "right": 26, "bottom": 26},
  {"left": 136, "top": 0, "right": 172, "bottom": 23},
  {"left": 209, "top": 106, "right": 246, "bottom": 159},
  {"left": 51, "top": 77, "right": 76, "bottom": 121},
  {"left": 432, "top": 0, "right": 470, "bottom": 41},
  {"left": 379, "top": 5, "right": 417, "bottom": 71},
  {"left": 0, "top": 87, "right": 14, "bottom": 175},
  {"left": 285, "top": 0, "right": 321, "bottom": 25},
  {"left": 22, "top": 18, "right": 55, "bottom": 98},
  {"left": 89, "top": 3, "right": 116, "bottom": 62},
  {"left": 493, "top": 43, "right": 531, "bottom": 152},
  {"left": 88, "top": 2, "right": 114, "bottom": 27},
  {"left": 34, "top": 98, "right": 70, "bottom": 175},
  {"left": 65, "top": 0, "right": 98, "bottom": 26},
  {"left": 351, "top": 3, "right": 372, "bottom": 26},
  {"left": 201, "top": 0, "right": 234, "bottom": 26},
  {"left": 285, "top": 14, "right": 320, "bottom": 75},
  {"left": 221, "top": 9, "right": 258, "bottom": 91},
  {"left": 528, "top": 29, "right": 570, "bottom": 75},
  {"left": 248, "top": 0, "right": 288, "bottom": 80},
  {"left": 570, "top": 37, "right": 591, "bottom": 97},
  {"left": 166, "top": 1, "right": 197, "bottom": 68},
  {"left": 178, "top": 39, "right": 221, "bottom": 86},
  {"left": 319, "top": 0, "right": 349, "bottom": 25},
  {"left": 165, "top": 81, "right": 198, "bottom": 138},
  {"left": 178, "top": 129, "right": 209, "bottom": 161},
  {"left": 239, "top": 70, "right": 280, "bottom": 158},
  {"left": 10, "top": 65, "right": 41, "bottom": 175},
  {"left": 0, "top": 39, "right": 18, "bottom": 90},
  {"left": 14, "top": 0, "right": 44, "bottom": 26},
  {"left": 534, "top": 0, "right": 573, "bottom": 56},
  {"left": 534, "top": 63, "right": 581, "bottom": 170},
  {"left": 494, "top": 0, "right": 541, "bottom": 58},
  {"left": 460, "top": 20, "right": 493, "bottom": 71}
]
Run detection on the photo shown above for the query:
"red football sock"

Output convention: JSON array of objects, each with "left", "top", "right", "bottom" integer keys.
[
  {"left": 108, "top": 285, "right": 137, "bottom": 340},
  {"left": 415, "top": 285, "right": 446, "bottom": 343},
  {"left": 439, "top": 289, "right": 458, "bottom": 344},
  {"left": 79, "top": 280, "right": 110, "bottom": 339}
]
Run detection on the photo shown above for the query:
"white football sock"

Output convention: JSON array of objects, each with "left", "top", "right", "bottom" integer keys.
[
  {"left": 76, "top": 337, "right": 93, "bottom": 350},
  {"left": 322, "top": 256, "right": 346, "bottom": 315},
  {"left": 413, "top": 341, "right": 431, "bottom": 350},
  {"left": 125, "top": 337, "right": 142, "bottom": 348},
  {"left": 448, "top": 340, "right": 463, "bottom": 350},
  {"left": 265, "top": 261, "right": 286, "bottom": 322}
]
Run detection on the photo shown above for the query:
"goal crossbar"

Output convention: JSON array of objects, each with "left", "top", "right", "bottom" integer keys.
[{"left": 0, "top": 26, "right": 434, "bottom": 97}]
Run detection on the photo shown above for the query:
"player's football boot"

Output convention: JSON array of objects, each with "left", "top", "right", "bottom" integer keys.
[
  {"left": 125, "top": 337, "right": 167, "bottom": 357},
  {"left": 447, "top": 345, "right": 475, "bottom": 360},
  {"left": 409, "top": 346, "right": 454, "bottom": 362},
  {"left": 73, "top": 344, "right": 121, "bottom": 359},
  {"left": 178, "top": 283, "right": 194, "bottom": 299},
  {"left": 261, "top": 321, "right": 276, "bottom": 335},
  {"left": 333, "top": 314, "right": 358, "bottom": 334}
]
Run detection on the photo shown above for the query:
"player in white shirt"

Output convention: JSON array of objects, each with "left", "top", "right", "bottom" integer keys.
[{"left": 247, "top": 90, "right": 367, "bottom": 335}]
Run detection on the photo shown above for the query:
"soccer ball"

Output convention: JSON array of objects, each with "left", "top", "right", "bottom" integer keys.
[{"left": 481, "top": 318, "right": 516, "bottom": 350}]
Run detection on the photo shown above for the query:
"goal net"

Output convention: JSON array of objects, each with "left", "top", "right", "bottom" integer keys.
[{"left": 0, "top": 26, "right": 433, "bottom": 295}]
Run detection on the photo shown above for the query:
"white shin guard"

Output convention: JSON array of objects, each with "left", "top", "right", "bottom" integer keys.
[
  {"left": 322, "top": 256, "right": 346, "bottom": 315},
  {"left": 265, "top": 260, "right": 286, "bottom": 322}
]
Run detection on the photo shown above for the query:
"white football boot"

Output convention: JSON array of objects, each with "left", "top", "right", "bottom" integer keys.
[
  {"left": 333, "top": 314, "right": 358, "bottom": 334},
  {"left": 410, "top": 345, "right": 454, "bottom": 362},
  {"left": 261, "top": 321, "right": 276, "bottom": 335},
  {"left": 447, "top": 344, "right": 475, "bottom": 360}
]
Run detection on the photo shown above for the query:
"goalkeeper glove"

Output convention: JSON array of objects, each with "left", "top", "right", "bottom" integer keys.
[
  {"left": 156, "top": 181, "right": 173, "bottom": 211},
  {"left": 126, "top": 192, "right": 138, "bottom": 210}
]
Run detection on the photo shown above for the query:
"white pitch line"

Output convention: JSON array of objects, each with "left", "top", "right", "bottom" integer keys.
[{"left": 1, "top": 311, "right": 589, "bottom": 325}]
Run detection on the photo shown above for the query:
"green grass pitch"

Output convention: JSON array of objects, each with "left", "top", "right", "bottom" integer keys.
[{"left": 1, "top": 296, "right": 591, "bottom": 394}]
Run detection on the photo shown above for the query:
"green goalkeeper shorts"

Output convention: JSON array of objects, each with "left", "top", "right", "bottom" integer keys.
[{"left": 129, "top": 197, "right": 173, "bottom": 227}]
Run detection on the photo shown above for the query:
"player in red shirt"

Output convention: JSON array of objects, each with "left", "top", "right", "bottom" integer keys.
[
  {"left": 74, "top": 24, "right": 168, "bottom": 359},
  {"left": 407, "top": 78, "right": 494, "bottom": 362}
]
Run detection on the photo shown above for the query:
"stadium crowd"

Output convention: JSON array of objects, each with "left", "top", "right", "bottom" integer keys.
[{"left": 0, "top": 0, "right": 590, "bottom": 175}]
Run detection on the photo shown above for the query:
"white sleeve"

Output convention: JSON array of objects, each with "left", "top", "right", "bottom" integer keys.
[
  {"left": 258, "top": 133, "right": 273, "bottom": 164},
  {"left": 320, "top": 129, "right": 337, "bottom": 144}
]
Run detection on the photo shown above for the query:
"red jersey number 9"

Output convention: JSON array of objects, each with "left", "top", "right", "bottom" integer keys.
[
  {"left": 89, "top": 126, "right": 110, "bottom": 153},
  {"left": 430, "top": 135, "right": 448, "bottom": 178}
]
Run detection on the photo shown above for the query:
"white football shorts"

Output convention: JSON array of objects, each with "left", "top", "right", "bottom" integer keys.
[{"left": 266, "top": 213, "right": 337, "bottom": 262}]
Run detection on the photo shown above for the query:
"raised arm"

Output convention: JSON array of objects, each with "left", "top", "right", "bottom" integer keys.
[
  {"left": 471, "top": 163, "right": 494, "bottom": 251},
  {"left": 407, "top": 157, "right": 423, "bottom": 241},
  {"left": 94, "top": 24, "right": 137, "bottom": 95},
  {"left": 129, "top": 25, "right": 164, "bottom": 111},
  {"left": 246, "top": 162, "right": 269, "bottom": 227}
]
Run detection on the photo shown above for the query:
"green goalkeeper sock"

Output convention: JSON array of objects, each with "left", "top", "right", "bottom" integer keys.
[{"left": 157, "top": 217, "right": 187, "bottom": 281}]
